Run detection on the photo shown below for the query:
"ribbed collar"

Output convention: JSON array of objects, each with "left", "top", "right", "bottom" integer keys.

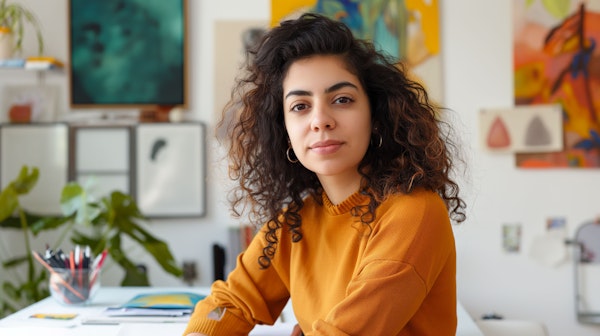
[{"left": 322, "top": 191, "right": 369, "bottom": 216}]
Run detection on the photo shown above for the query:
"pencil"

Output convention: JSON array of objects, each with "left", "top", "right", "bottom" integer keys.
[{"left": 69, "top": 250, "right": 75, "bottom": 277}]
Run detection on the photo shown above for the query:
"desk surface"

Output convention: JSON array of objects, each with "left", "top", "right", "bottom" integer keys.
[{"left": 0, "top": 287, "right": 483, "bottom": 336}]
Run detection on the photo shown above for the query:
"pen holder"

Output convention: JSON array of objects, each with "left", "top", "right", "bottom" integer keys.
[{"left": 48, "top": 268, "right": 100, "bottom": 305}]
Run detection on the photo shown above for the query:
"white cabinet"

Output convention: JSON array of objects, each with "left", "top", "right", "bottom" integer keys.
[
  {"left": 71, "top": 125, "right": 133, "bottom": 201},
  {"left": 0, "top": 122, "right": 205, "bottom": 217},
  {"left": 0, "top": 123, "right": 69, "bottom": 215}
]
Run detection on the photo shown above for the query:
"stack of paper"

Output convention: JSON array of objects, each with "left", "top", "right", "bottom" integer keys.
[
  {"left": 103, "top": 307, "right": 192, "bottom": 317},
  {"left": 81, "top": 291, "right": 205, "bottom": 325}
]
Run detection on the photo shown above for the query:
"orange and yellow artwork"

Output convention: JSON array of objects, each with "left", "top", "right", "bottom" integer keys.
[
  {"left": 271, "top": 0, "right": 443, "bottom": 103},
  {"left": 514, "top": 0, "right": 600, "bottom": 167}
]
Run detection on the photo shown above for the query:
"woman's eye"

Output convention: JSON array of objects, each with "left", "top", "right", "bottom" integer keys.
[
  {"left": 291, "top": 103, "right": 308, "bottom": 112},
  {"left": 334, "top": 96, "right": 353, "bottom": 104}
]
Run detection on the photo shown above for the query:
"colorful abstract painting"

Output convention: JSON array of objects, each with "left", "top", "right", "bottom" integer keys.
[
  {"left": 513, "top": 0, "right": 600, "bottom": 167},
  {"left": 69, "top": 0, "right": 186, "bottom": 108},
  {"left": 271, "top": 0, "right": 443, "bottom": 103}
]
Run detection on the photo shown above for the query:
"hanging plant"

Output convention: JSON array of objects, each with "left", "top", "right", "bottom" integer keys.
[{"left": 0, "top": 0, "right": 44, "bottom": 56}]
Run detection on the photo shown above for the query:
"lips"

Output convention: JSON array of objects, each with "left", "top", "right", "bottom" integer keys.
[{"left": 309, "top": 140, "right": 343, "bottom": 154}]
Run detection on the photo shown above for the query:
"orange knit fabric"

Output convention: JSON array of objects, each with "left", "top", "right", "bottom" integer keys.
[{"left": 183, "top": 189, "right": 456, "bottom": 335}]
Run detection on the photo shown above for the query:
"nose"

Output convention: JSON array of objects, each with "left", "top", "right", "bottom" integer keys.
[{"left": 310, "top": 102, "right": 336, "bottom": 131}]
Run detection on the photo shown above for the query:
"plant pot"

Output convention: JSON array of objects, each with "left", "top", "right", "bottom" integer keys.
[
  {"left": 0, "top": 27, "right": 14, "bottom": 60},
  {"left": 9, "top": 104, "right": 32, "bottom": 123}
]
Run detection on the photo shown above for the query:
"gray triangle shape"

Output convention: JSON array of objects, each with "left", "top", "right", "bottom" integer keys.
[{"left": 525, "top": 115, "right": 551, "bottom": 146}]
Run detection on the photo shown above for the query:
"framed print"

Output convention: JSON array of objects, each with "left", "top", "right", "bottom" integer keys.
[
  {"left": 135, "top": 122, "right": 205, "bottom": 217},
  {"left": 68, "top": 0, "right": 187, "bottom": 108},
  {"left": 0, "top": 123, "right": 69, "bottom": 215},
  {"left": 479, "top": 105, "right": 563, "bottom": 153},
  {"left": 70, "top": 125, "right": 133, "bottom": 201}
]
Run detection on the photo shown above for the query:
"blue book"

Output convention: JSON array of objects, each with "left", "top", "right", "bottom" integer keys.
[
  {"left": 0, "top": 58, "right": 26, "bottom": 68},
  {"left": 120, "top": 291, "right": 205, "bottom": 310}
]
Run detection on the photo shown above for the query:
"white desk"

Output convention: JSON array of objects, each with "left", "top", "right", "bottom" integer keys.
[{"left": 0, "top": 287, "right": 483, "bottom": 336}]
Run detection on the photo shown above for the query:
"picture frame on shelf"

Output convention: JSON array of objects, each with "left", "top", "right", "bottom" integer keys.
[
  {"left": 135, "top": 122, "right": 205, "bottom": 218},
  {"left": 1, "top": 85, "right": 60, "bottom": 123}
]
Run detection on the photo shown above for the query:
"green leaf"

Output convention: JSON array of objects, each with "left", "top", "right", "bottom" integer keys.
[
  {"left": 60, "top": 182, "right": 85, "bottom": 216},
  {"left": 75, "top": 204, "right": 101, "bottom": 226},
  {"left": 0, "top": 215, "right": 22, "bottom": 229},
  {"left": 0, "top": 211, "right": 72, "bottom": 234},
  {"left": 2, "top": 281, "right": 19, "bottom": 301},
  {"left": 9, "top": 166, "right": 38, "bottom": 195},
  {"left": 108, "top": 191, "right": 145, "bottom": 221},
  {"left": 121, "top": 268, "right": 151, "bottom": 287},
  {"left": 0, "top": 1, "right": 44, "bottom": 55},
  {"left": 70, "top": 230, "right": 105, "bottom": 254},
  {"left": 2, "top": 255, "right": 28, "bottom": 268},
  {"left": 103, "top": 235, "right": 150, "bottom": 286},
  {"left": 29, "top": 215, "right": 72, "bottom": 235},
  {"left": 28, "top": 270, "right": 49, "bottom": 302},
  {"left": 60, "top": 182, "right": 101, "bottom": 225},
  {"left": 110, "top": 216, "right": 182, "bottom": 277},
  {"left": 135, "top": 233, "right": 183, "bottom": 276},
  {"left": 0, "top": 188, "right": 18, "bottom": 221},
  {"left": 70, "top": 231, "right": 97, "bottom": 245},
  {"left": 1, "top": 300, "right": 18, "bottom": 317}
]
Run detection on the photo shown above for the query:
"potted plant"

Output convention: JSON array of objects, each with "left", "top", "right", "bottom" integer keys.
[
  {"left": 0, "top": 166, "right": 183, "bottom": 317},
  {"left": 0, "top": 0, "right": 44, "bottom": 59}
]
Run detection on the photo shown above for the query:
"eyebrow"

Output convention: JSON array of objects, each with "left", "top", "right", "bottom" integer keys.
[{"left": 284, "top": 81, "right": 358, "bottom": 99}]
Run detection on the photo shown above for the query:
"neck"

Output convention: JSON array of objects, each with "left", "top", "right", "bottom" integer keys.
[{"left": 318, "top": 171, "right": 362, "bottom": 205}]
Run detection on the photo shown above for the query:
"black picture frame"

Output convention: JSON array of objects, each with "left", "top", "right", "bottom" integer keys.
[{"left": 68, "top": 0, "right": 187, "bottom": 109}]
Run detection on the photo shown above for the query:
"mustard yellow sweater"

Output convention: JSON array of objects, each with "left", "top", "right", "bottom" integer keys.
[{"left": 183, "top": 189, "right": 456, "bottom": 335}]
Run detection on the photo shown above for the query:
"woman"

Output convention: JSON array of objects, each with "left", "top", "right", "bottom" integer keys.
[{"left": 184, "top": 13, "right": 466, "bottom": 336}]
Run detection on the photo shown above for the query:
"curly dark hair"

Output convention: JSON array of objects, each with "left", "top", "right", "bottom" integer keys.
[{"left": 219, "top": 13, "right": 466, "bottom": 269}]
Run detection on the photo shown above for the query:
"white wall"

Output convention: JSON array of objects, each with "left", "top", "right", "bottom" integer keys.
[
  {"left": 445, "top": 1, "right": 600, "bottom": 335},
  {"left": 2, "top": 0, "right": 600, "bottom": 334}
]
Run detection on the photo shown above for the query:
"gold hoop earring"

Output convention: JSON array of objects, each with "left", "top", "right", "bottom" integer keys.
[
  {"left": 371, "top": 133, "right": 383, "bottom": 148},
  {"left": 286, "top": 146, "right": 299, "bottom": 163}
]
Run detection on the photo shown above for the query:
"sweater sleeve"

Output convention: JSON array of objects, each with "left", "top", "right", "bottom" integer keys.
[
  {"left": 183, "top": 225, "right": 290, "bottom": 336},
  {"left": 312, "top": 191, "right": 456, "bottom": 335}
]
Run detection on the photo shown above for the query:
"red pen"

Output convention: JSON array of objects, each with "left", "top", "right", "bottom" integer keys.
[{"left": 89, "top": 250, "right": 108, "bottom": 287}]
